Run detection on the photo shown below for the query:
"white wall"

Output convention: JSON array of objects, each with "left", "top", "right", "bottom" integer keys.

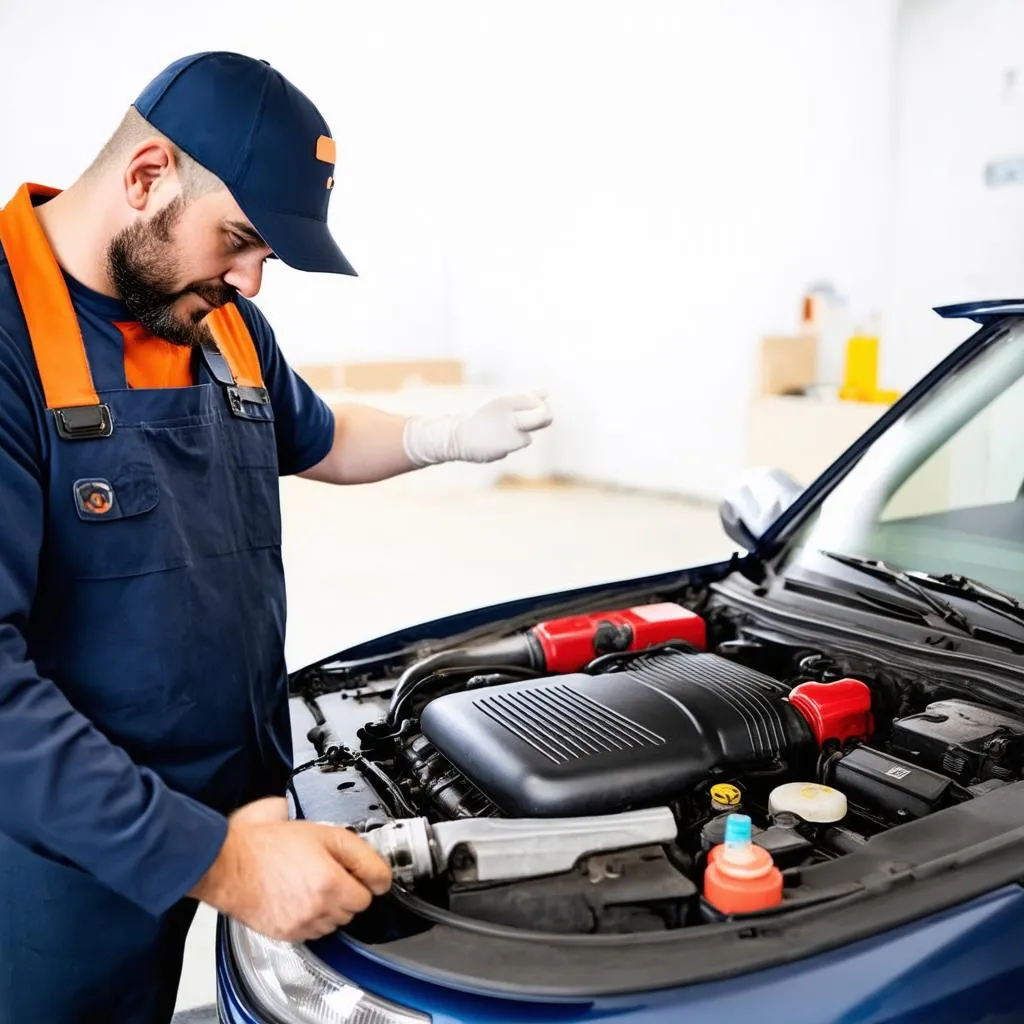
[
  {"left": 879, "top": 0, "right": 1024, "bottom": 510},
  {"left": 438, "top": 1, "right": 898, "bottom": 499},
  {"left": 883, "top": 0, "right": 1024, "bottom": 388},
  {"left": 0, "top": 1, "right": 897, "bottom": 501}
]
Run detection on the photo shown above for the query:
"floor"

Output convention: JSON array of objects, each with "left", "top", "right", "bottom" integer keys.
[{"left": 173, "top": 473, "right": 729, "bottom": 1013}]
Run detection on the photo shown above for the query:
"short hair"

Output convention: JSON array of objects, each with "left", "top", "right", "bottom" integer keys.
[{"left": 86, "top": 106, "right": 223, "bottom": 200}]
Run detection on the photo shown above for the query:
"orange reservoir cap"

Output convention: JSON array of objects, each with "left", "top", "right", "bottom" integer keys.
[{"left": 704, "top": 813, "right": 783, "bottom": 915}]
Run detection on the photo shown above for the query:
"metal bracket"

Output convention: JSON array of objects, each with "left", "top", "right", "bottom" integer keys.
[
  {"left": 226, "top": 385, "right": 270, "bottom": 416},
  {"left": 200, "top": 340, "right": 270, "bottom": 418}
]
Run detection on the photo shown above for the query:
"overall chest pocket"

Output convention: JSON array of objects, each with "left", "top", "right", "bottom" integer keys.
[
  {"left": 51, "top": 428, "right": 178, "bottom": 580},
  {"left": 52, "top": 415, "right": 281, "bottom": 582}
]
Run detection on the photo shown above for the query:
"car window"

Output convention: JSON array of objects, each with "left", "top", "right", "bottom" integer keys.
[{"left": 781, "top": 320, "right": 1024, "bottom": 599}]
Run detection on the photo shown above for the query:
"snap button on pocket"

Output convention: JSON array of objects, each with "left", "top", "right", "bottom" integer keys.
[
  {"left": 70, "top": 450, "right": 160, "bottom": 525},
  {"left": 73, "top": 479, "right": 115, "bottom": 518},
  {"left": 58, "top": 431, "right": 183, "bottom": 580}
]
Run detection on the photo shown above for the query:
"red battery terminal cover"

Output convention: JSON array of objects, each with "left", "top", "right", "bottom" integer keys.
[
  {"left": 531, "top": 602, "right": 707, "bottom": 674},
  {"left": 787, "top": 678, "right": 874, "bottom": 748}
]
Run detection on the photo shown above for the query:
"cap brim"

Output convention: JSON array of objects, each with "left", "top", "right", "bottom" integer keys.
[{"left": 235, "top": 197, "right": 357, "bottom": 276}]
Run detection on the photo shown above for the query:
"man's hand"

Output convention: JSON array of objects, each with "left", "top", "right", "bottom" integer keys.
[
  {"left": 299, "top": 391, "right": 554, "bottom": 485},
  {"left": 189, "top": 797, "right": 392, "bottom": 942},
  {"left": 403, "top": 392, "right": 553, "bottom": 467}
]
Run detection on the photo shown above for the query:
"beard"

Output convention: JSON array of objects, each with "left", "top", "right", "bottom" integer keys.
[{"left": 107, "top": 198, "right": 236, "bottom": 348}]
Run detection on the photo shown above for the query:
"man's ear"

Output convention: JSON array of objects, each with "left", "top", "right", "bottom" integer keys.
[{"left": 123, "top": 140, "right": 176, "bottom": 212}]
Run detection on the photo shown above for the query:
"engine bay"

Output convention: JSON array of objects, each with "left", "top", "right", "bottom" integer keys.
[{"left": 294, "top": 591, "right": 1024, "bottom": 939}]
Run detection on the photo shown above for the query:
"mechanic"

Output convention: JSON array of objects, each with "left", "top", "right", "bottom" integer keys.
[{"left": 0, "top": 51, "right": 552, "bottom": 1023}]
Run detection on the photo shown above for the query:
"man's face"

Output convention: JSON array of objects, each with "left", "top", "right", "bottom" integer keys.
[{"left": 107, "top": 189, "right": 273, "bottom": 347}]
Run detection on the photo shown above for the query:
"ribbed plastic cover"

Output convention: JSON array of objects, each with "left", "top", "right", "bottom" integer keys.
[{"left": 420, "top": 653, "right": 812, "bottom": 817}]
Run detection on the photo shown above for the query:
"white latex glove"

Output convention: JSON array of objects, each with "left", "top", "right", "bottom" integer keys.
[{"left": 402, "top": 393, "right": 553, "bottom": 466}]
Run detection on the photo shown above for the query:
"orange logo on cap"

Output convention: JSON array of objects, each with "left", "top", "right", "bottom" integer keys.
[{"left": 316, "top": 135, "right": 336, "bottom": 164}]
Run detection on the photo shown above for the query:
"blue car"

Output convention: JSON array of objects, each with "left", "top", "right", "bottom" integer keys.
[{"left": 215, "top": 300, "right": 1024, "bottom": 1023}]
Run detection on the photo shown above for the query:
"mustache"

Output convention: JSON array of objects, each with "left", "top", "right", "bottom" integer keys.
[{"left": 177, "top": 283, "right": 238, "bottom": 309}]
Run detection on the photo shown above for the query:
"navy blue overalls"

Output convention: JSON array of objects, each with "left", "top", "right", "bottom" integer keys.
[{"left": 0, "top": 183, "right": 300, "bottom": 1022}]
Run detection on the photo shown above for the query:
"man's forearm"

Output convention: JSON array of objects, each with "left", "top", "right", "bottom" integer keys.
[
  {"left": 298, "top": 393, "right": 553, "bottom": 486},
  {"left": 299, "top": 403, "right": 418, "bottom": 485}
]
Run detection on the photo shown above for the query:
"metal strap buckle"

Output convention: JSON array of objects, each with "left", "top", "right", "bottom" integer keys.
[
  {"left": 226, "top": 386, "right": 270, "bottom": 416},
  {"left": 54, "top": 404, "right": 113, "bottom": 441}
]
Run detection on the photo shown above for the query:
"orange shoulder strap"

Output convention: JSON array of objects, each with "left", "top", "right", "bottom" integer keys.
[
  {"left": 205, "top": 303, "right": 265, "bottom": 390},
  {"left": 0, "top": 183, "right": 102, "bottom": 411},
  {"left": 0, "top": 185, "right": 265, "bottom": 417}
]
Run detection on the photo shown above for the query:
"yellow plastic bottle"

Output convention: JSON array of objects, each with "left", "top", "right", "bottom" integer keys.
[
  {"left": 839, "top": 314, "right": 900, "bottom": 404},
  {"left": 839, "top": 328, "right": 878, "bottom": 402}
]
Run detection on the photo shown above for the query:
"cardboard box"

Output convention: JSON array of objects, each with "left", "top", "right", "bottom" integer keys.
[
  {"left": 295, "top": 358, "right": 464, "bottom": 393},
  {"left": 758, "top": 333, "right": 818, "bottom": 397}
]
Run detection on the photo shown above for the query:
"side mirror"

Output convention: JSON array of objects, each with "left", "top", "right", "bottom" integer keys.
[{"left": 719, "top": 467, "right": 804, "bottom": 551}]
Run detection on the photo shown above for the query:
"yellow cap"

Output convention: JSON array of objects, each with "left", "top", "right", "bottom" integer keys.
[{"left": 710, "top": 783, "right": 742, "bottom": 808}]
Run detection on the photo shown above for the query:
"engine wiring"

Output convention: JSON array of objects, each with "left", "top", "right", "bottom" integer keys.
[
  {"left": 288, "top": 736, "right": 417, "bottom": 819},
  {"left": 380, "top": 869, "right": 868, "bottom": 944},
  {"left": 583, "top": 639, "right": 702, "bottom": 674}
]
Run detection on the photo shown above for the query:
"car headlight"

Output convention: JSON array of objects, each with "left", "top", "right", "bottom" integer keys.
[{"left": 228, "top": 918, "right": 430, "bottom": 1024}]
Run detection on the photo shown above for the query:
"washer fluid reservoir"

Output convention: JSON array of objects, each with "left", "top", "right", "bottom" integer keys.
[{"left": 703, "top": 813, "right": 784, "bottom": 915}]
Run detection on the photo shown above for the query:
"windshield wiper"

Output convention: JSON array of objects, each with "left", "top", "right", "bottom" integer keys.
[
  {"left": 817, "top": 550, "right": 976, "bottom": 636},
  {"left": 909, "top": 572, "right": 1024, "bottom": 628}
]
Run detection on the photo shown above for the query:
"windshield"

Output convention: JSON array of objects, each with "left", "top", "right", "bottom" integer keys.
[{"left": 781, "top": 319, "right": 1024, "bottom": 601}]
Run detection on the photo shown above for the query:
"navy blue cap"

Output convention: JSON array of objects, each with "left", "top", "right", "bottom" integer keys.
[{"left": 134, "top": 51, "right": 356, "bottom": 276}]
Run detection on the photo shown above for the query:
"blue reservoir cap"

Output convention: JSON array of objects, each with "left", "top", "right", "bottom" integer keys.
[{"left": 724, "top": 813, "right": 752, "bottom": 845}]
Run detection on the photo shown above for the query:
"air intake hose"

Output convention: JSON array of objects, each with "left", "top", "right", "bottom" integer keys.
[{"left": 377, "top": 602, "right": 707, "bottom": 730}]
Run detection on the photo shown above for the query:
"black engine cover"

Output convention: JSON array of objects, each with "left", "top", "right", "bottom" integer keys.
[{"left": 419, "top": 652, "right": 814, "bottom": 817}]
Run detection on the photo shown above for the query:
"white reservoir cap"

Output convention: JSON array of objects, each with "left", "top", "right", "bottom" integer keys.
[{"left": 769, "top": 782, "right": 848, "bottom": 824}]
